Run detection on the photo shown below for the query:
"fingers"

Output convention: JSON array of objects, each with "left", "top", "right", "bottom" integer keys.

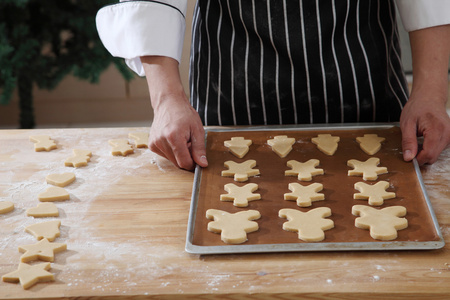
[
  {"left": 150, "top": 132, "right": 196, "bottom": 170},
  {"left": 416, "top": 124, "right": 449, "bottom": 165}
]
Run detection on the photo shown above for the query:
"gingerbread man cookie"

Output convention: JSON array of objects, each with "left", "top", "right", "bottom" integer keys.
[
  {"left": 284, "top": 182, "right": 325, "bottom": 207},
  {"left": 311, "top": 134, "right": 340, "bottom": 155},
  {"left": 267, "top": 135, "right": 296, "bottom": 158},
  {"left": 109, "top": 139, "right": 134, "bottom": 156},
  {"left": 206, "top": 209, "right": 261, "bottom": 244},
  {"left": 222, "top": 160, "right": 260, "bottom": 182},
  {"left": 29, "top": 135, "right": 57, "bottom": 152},
  {"left": 279, "top": 207, "right": 334, "bottom": 242},
  {"left": 2, "top": 262, "right": 54, "bottom": 290},
  {"left": 65, "top": 149, "right": 92, "bottom": 168},
  {"left": 220, "top": 183, "right": 261, "bottom": 207},
  {"left": 352, "top": 205, "right": 408, "bottom": 240},
  {"left": 347, "top": 157, "right": 387, "bottom": 181},
  {"left": 356, "top": 134, "right": 385, "bottom": 155},
  {"left": 285, "top": 159, "right": 324, "bottom": 181},
  {"left": 354, "top": 181, "right": 396, "bottom": 206},
  {"left": 224, "top": 137, "right": 252, "bottom": 158}
]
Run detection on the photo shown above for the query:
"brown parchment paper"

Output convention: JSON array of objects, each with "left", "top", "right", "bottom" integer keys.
[{"left": 192, "top": 126, "right": 441, "bottom": 247}]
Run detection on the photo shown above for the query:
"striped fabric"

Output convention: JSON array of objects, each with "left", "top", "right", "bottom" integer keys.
[{"left": 189, "top": 0, "right": 409, "bottom": 126}]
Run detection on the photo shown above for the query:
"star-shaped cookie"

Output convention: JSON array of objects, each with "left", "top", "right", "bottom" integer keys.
[
  {"left": 356, "top": 134, "right": 385, "bottom": 155},
  {"left": 19, "top": 238, "right": 67, "bottom": 263},
  {"left": 311, "top": 134, "right": 340, "bottom": 155},
  {"left": 224, "top": 137, "right": 252, "bottom": 158},
  {"left": 285, "top": 159, "right": 324, "bottom": 181},
  {"left": 279, "top": 207, "right": 334, "bottom": 242},
  {"left": 354, "top": 181, "right": 396, "bottom": 206},
  {"left": 284, "top": 182, "right": 325, "bottom": 207},
  {"left": 222, "top": 160, "right": 260, "bottom": 182},
  {"left": 206, "top": 209, "right": 261, "bottom": 244},
  {"left": 347, "top": 157, "right": 387, "bottom": 181},
  {"left": 352, "top": 205, "right": 408, "bottom": 240},
  {"left": 2, "top": 262, "right": 54, "bottom": 289},
  {"left": 220, "top": 183, "right": 261, "bottom": 207},
  {"left": 267, "top": 135, "right": 296, "bottom": 158}
]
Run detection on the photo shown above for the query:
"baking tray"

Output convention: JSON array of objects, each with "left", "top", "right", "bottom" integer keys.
[{"left": 185, "top": 124, "right": 445, "bottom": 254}]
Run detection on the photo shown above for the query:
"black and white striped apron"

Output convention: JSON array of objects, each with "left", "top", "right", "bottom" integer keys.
[{"left": 189, "top": 0, "right": 409, "bottom": 126}]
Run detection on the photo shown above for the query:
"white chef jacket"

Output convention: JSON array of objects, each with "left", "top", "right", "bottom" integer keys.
[
  {"left": 96, "top": 0, "right": 450, "bottom": 76},
  {"left": 96, "top": 0, "right": 450, "bottom": 125}
]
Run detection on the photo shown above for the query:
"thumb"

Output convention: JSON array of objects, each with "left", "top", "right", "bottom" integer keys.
[
  {"left": 401, "top": 122, "right": 418, "bottom": 162},
  {"left": 190, "top": 127, "right": 208, "bottom": 168}
]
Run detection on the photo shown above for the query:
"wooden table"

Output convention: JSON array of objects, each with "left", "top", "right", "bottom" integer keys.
[{"left": 0, "top": 127, "right": 449, "bottom": 299}]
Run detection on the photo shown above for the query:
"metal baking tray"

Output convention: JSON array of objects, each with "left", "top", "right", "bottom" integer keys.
[{"left": 185, "top": 124, "right": 445, "bottom": 254}]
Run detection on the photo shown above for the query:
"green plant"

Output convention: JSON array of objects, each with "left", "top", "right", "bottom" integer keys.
[{"left": 0, "top": 0, "right": 133, "bottom": 128}]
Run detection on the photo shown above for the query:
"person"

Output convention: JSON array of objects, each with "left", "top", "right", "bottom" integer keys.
[{"left": 96, "top": 0, "right": 450, "bottom": 170}]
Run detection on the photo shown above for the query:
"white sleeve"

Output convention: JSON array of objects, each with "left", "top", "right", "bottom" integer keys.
[
  {"left": 96, "top": 0, "right": 187, "bottom": 76},
  {"left": 396, "top": 0, "right": 450, "bottom": 32}
]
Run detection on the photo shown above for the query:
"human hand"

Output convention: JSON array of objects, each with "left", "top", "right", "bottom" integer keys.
[
  {"left": 149, "top": 94, "right": 208, "bottom": 170},
  {"left": 400, "top": 94, "right": 450, "bottom": 165}
]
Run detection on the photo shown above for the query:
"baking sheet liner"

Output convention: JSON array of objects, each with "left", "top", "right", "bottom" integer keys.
[{"left": 186, "top": 124, "right": 444, "bottom": 254}]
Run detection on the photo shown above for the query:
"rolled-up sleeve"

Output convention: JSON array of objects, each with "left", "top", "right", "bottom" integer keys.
[
  {"left": 396, "top": 0, "right": 450, "bottom": 32},
  {"left": 96, "top": 0, "right": 187, "bottom": 76}
]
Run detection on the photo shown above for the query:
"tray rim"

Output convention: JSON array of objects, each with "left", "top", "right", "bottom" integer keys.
[{"left": 185, "top": 123, "right": 445, "bottom": 255}]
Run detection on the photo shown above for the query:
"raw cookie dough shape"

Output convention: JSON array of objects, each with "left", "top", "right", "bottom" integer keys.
[
  {"left": 109, "top": 139, "right": 134, "bottom": 156},
  {"left": 224, "top": 137, "right": 252, "bottom": 158},
  {"left": 27, "top": 203, "right": 59, "bottom": 218},
  {"left": 279, "top": 207, "right": 334, "bottom": 242},
  {"left": 220, "top": 183, "right": 261, "bottom": 207},
  {"left": 352, "top": 205, "right": 408, "bottom": 240},
  {"left": 2, "top": 262, "right": 54, "bottom": 290},
  {"left": 129, "top": 132, "right": 149, "bottom": 148},
  {"left": 222, "top": 160, "right": 260, "bottom": 182},
  {"left": 284, "top": 182, "right": 325, "bottom": 207},
  {"left": 285, "top": 159, "right": 324, "bottom": 181},
  {"left": 0, "top": 201, "right": 14, "bottom": 214},
  {"left": 267, "top": 135, "right": 296, "bottom": 158},
  {"left": 354, "top": 181, "right": 396, "bottom": 206},
  {"left": 25, "top": 220, "right": 61, "bottom": 242},
  {"left": 29, "top": 135, "right": 57, "bottom": 152},
  {"left": 46, "top": 172, "right": 75, "bottom": 187},
  {"left": 38, "top": 187, "right": 70, "bottom": 202},
  {"left": 356, "top": 134, "right": 386, "bottom": 155},
  {"left": 206, "top": 209, "right": 261, "bottom": 244},
  {"left": 347, "top": 157, "right": 387, "bottom": 181},
  {"left": 311, "top": 134, "right": 340, "bottom": 155},
  {"left": 65, "top": 149, "right": 92, "bottom": 168},
  {"left": 19, "top": 238, "right": 67, "bottom": 263}
]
